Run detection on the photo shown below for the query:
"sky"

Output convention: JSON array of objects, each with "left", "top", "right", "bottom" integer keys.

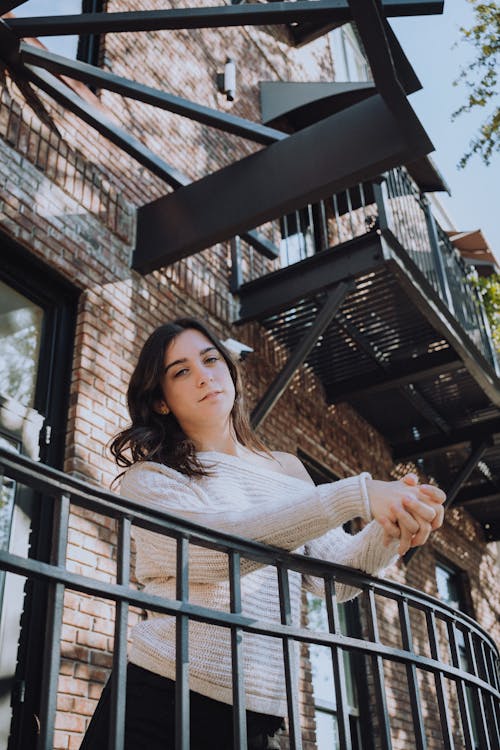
[{"left": 391, "top": 1, "right": 499, "bottom": 260}]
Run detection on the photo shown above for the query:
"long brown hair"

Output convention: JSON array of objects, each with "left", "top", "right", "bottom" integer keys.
[{"left": 110, "top": 318, "right": 269, "bottom": 477}]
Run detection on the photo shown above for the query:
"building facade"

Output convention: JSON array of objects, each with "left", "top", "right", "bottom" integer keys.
[{"left": 0, "top": 2, "right": 499, "bottom": 749}]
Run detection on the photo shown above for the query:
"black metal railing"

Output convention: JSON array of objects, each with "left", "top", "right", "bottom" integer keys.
[
  {"left": 233, "top": 166, "right": 499, "bottom": 373},
  {"left": 0, "top": 447, "right": 499, "bottom": 750}
]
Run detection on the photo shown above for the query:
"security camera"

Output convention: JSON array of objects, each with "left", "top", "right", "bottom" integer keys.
[{"left": 222, "top": 338, "right": 254, "bottom": 361}]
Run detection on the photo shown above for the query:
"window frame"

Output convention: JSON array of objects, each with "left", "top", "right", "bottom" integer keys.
[{"left": 300, "top": 451, "right": 374, "bottom": 750}]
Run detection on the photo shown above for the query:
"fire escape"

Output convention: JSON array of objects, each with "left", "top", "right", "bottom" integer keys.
[{"left": 1, "top": 0, "right": 497, "bottom": 536}]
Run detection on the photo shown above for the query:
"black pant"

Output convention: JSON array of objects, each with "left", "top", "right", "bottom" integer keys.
[{"left": 79, "top": 663, "right": 284, "bottom": 749}]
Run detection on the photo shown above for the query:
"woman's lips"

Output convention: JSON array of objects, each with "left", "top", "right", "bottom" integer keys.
[{"left": 200, "top": 391, "right": 222, "bottom": 401}]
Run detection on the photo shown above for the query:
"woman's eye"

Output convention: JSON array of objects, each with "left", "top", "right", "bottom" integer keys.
[
  {"left": 205, "top": 356, "right": 219, "bottom": 364},
  {"left": 174, "top": 368, "right": 188, "bottom": 377}
]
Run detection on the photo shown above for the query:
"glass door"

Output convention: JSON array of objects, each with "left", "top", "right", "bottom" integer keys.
[{"left": 0, "top": 280, "right": 45, "bottom": 748}]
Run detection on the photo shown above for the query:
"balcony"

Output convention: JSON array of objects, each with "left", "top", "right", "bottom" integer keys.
[
  {"left": 230, "top": 165, "right": 500, "bottom": 541},
  {"left": 0, "top": 447, "right": 499, "bottom": 750}
]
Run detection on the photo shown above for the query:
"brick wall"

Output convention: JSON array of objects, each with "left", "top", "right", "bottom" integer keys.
[{"left": 1, "top": 5, "right": 499, "bottom": 749}]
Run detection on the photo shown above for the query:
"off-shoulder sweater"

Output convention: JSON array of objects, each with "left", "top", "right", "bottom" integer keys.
[{"left": 120, "top": 451, "right": 399, "bottom": 718}]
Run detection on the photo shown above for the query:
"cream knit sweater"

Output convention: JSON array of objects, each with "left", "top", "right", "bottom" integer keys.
[{"left": 120, "top": 452, "right": 399, "bottom": 717}]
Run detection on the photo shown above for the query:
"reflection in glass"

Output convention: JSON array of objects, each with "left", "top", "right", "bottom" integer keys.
[{"left": 0, "top": 280, "right": 43, "bottom": 408}]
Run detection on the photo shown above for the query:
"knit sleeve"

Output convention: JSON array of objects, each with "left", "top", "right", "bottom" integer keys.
[
  {"left": 303, "top": 523, "right": 399, "bottom": 602},
  {"left": 120, "top": 461, "right": 373, "bottom": 584}
]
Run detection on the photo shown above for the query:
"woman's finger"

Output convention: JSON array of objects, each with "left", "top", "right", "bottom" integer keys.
[
  {"left": 410, "top": 520, "right": 432, "bottom": 547},
  {"left": 401, "top": 496, "right": 437, "bottom": 523},
  {"left": 402, "top": 473, "right": 419, "bottom": 486},
  {"left": 419, "top": 485, "right": 446, "bottom": 504},
  {"left": 430, "top": 504, "right": 445, "bottom": 530}
]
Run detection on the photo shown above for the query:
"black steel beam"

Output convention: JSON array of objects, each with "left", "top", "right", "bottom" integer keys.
[
  {"left": 349, "top": 0, "right": 406, "bottom": 118},
  {"left": 393, "top": 417, "right": 500, "bottom": 461},
  {"left": 0, "top": 1, "right": 29, "bottom": 14},
  {"left": 456, "top": 492, "right": 500, "bottom": 512},
  {"left": 455, "top": 486, "right": 500, "bottom": 506},
  {"left": 443, "top": 443, "right": 491, "bottom": 504},
  {"left": 251, "top": 283, "right": 353, "bottom": 429},
  {"left": 326, "top": 349, "right": 462, "bottom": 402},
  {"left": 237, "top": 234, "right": 385, "bottom": 324},
  {"left": 5, "top": 1, "right": 444, "bottom": 37},
  {"left": 404, "top": 441, "right": 490, "bottom": 563},
  {"left": 24, "top": 64, "right": 188, "bottom": 188},
  {"left": 134, "top": 93, "right": 433, "bottom": 273},
  {"left": 18, "top": 59, "right": 281, "bottom": 261},
  {"left": 19, "top": 44, "right": 285, "bottom": 147}
]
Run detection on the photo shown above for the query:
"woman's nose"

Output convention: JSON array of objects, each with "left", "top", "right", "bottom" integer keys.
[{"left": 197, "top": 367, "right": 214, "bottom": 385}]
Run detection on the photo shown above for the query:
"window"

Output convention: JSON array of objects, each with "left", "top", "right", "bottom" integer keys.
[
  {"left": 329, "top": 24, "right": 372, "bottom": 83},
  {"left": 0, "top": 234, "right": 78, "bottom": 749},
  {"left": 301, "top": 453, "right": 371, "bottom": 749},
  {"left": 10, "top": 0, "right": 103, "bottom": 66},
  {"left": 435, "top": 560, "right": 481, "bottom": 749},
  {"left": 307, "top": 593, "right": 366, "bottom": 749}
]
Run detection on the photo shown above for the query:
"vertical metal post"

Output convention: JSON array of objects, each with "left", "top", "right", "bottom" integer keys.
[
  {"left": 277, "top": 565, "right": 302, "bottom": 750},
  {"left": 176, "top": 537, "right": 190, "bottom": 750},
  {"left": 421, "top": 197, "right": 455, "bottom": 314},
  {"left": 37, "top": 492, "right": 70, "bottom": 750},
  {"left": 324, "top": 577, "right": 352, "bottom": 749},
  {"left": 425, "top": 610, "right": 455, "bottom": 750},
  {"left": 230, "top": 236, "right": 243, "bottom": 293},
  {"left": 109, "top": 515, "right": 131, "bottom": 750},
  {"left": 447, "top": 621, "right": 475, "bottom": 749},
  {"left": 229, "top": 552, "right": 247, "bottom": 750},
  {"left": 372, "top": 175, "right": 392, "bottom": 232},
  {"left": 398, "top": 597, "right": 427, "bottom": 750},
  {"left": 462, "top": 630, "right": 491, "bottom": 750},
  {"left": 364, "top": 587, "right": 392, "bottom": 750}
]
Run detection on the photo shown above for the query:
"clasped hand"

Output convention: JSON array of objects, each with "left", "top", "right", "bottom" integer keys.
[{"left": 365, "top": 474, "right": 446, "bottom": 556}]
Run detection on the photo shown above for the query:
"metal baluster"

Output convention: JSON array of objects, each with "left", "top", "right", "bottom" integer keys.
[
  {"left": 283, "top": 214, "right": 290, "bottom": 267},
  {"left": 230, "top": 236, "right": 243, "bottom": 292},
  {"left": 447, "top": 621, "right": 475, "bottom": 749},
  {"left": 37, "top": 492, "right": 70, "bottom": 750},
  {"left": 229, "top": 551, "right": 247, "bottom": 750},
  {"left": 332, "top": 193, "right": 342, "bottom": 243},
  {"left": 318, "top": 200, "right": 328, "bottom": 252},
  {"left": 277, "top": 565, "right": 302, "bottom": 750},
  {"left": 324, "top": 577, "right": 352, "bottom": 749},
  {"left": 358, "top": 182, "right": 367, "bottom": 232},
  {"left": 345, "top": 187, "right": 355, "bottom": 239},
  {"left": 109, "top": 515, "right": 131, "bottom": 750},
  {"left": 364, "top": 587, "right": 392, "bottom": 750},
  {"left": 398, "top": 598, "right": 427, "bottom": 749},
  {"left": 425, "top": 610, "right": 455, "bottom": 750},
  {"left": 481, "top": 643, "right": 500, "bottom": 745},
  {"left": 176, "top": 537, "right": 190, "bottom": 750},
  {"left": 307, "top": 203, "right": 315, "bottom": 254},
  {"left": 463, "top": 629, "right": 491, "bottom": 750}
]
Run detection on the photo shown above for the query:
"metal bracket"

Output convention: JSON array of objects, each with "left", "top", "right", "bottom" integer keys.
[
  {"left": 250, "top": 281, "right": 353, "bottom": 429},
  {"left": 404, "top": 440, "right": 490, "bottom": 564}
]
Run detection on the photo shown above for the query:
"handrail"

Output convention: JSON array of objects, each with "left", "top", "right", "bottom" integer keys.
[{"left": 1, "top": 446, "right": 499, "bottom": 750}]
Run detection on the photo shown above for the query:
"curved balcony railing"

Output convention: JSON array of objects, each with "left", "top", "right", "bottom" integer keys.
[
  {"left": 0, "top": 446, "right": 499, "bottom": 750},
  {"left": 233, "top": 166, "right": 498, "bottom": 374}
]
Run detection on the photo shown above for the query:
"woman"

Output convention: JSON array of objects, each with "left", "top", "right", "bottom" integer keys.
[{"left": 80, "top": 317, "right": 445, "bottom": 749}]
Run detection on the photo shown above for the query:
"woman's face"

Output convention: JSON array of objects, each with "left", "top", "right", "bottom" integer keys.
[{"left": 158, "top": 328, "right": 236, "bottom": 433}]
